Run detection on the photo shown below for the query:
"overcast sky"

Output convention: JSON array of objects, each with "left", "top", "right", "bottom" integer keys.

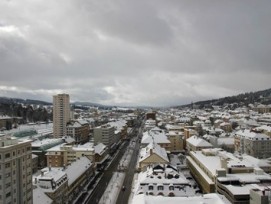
[{"left": 0, "top": 0, "right": 270, "bottom": 107}]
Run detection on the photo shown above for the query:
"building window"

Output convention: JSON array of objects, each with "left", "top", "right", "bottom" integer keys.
[
  {"left": 5, "top": 153, "right": 10, "bottom": 158},
  {"left": 169, "top": 186, "right": 174, "bottom": 191},
  {"left": 148, "top": 185, "right": 154, "bottom": 190},
  {"left": 5, "top": 162, "right": 10, "bottom": 168},
  {"left": 158, "top": 186, "right": 164, "bottom": 191}
]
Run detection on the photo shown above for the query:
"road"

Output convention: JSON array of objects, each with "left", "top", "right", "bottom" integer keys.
[
  {"left": 84, "top": 116, "right": 144, "bottom": 204},
  {"left": 116, "top": 123, "right": 143, "bottom": 204},
  {"left": 85, "top": 140, "right": 129, "bottom": 204}
]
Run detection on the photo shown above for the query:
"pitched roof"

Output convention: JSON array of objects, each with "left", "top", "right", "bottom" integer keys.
[
  {"left": 186, "top": 136, "right": 213, "bottom": 147},
  {"left": 141, "top": 131, "right": 170, "bottom": 144},
  {"left": 139, "top": 141, "right": 169, "bottom": 163}
]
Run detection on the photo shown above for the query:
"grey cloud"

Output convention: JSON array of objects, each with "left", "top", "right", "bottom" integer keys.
[
  {"left": 76, "top": 0, "right": 174, "bottom": 46},
  {"left": 0, "top": 0, "right": 270, "bottom": 106}
]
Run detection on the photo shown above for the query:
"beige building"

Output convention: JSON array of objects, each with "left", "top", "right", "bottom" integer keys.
[
  {"left": 138, "top": 142, "right": 169, "bottom": 171},
  {"left": 186, "top": 150, "right": 217, "bottom": 193},
  {"left": 186, "top": 147, "right": 271, "bottom": 203},
  {"left": 0, "top": 136, "right": 33, "bottom": 204},
  {"left": 166, "top": 131, "right": 184, "bottom": 152},
  {"left": 183, "top": 126, "right": 198, "bottom": 149},
  {"left": 46, "top": 143, "right": 95, "bottom": 167},
  {"left": 53, "top": 94, "right": 70, "bottom": 138}
]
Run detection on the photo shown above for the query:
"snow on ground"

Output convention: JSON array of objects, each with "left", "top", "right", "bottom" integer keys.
[
  {"left": 118, "top": 139, "right": 136, "bottom": 170},
  {"left": 98, "top": 139, "right": 136, "bottom": 204},
  {"left": 128, "top": 173, "right": 138, "bottom": 204},
  {"left": 131, "top": 194, "right": 231, "bottom": 204},
  {"left": 3, "top": 122, "right": 53, "bottom": 134},
  {"left": 99, "top": 172, "right": 125, "bottom": 204}
]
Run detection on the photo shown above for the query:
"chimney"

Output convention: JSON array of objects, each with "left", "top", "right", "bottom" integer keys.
[{"left": 150, "top": 148, "right": 153, "bottom": 155}]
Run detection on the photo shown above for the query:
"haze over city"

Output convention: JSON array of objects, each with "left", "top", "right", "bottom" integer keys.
[{"left": 0, "top": 0, "right": 270, "bottom": 106}]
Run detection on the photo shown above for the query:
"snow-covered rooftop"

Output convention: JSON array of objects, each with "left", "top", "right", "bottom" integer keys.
[
  {"left": 134, "top": 165, "right": 198, "bottom": 197},
  {"left": 64, "top": 156, "right": 93, "bottom": 185},
  {"left": 94, "top": 143, "right": 107, "bottom": 155},
  {"left": 131, "top": 193, "right": 231, "bottom": 204},
  {"left": 186, "top": 136, "right": 213, "bottom": 148},
  {"left": 236, "top": 129, "right": 270, "bottom": 140},
  {"left": 32, "top": 138, "right": 63, "bottom": 148},
  {"left": 139, "top": 142, "right": 169, "bottom": 163},
  {"left": 141, "top": 131, "right": 170, "bottom": 144}
]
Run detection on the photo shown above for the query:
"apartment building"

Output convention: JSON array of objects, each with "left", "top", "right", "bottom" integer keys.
[
  {"left": 46, "top": 142, "right": 95, "bottom": 167},
  {"left": 235, "top": 129, "right": 271, "bottom": 158},
  {"left": 53, "top": 94, "right": 70, "bottom": 138},
  {"left": 93, "top": 124, "right": 115, "bottom": 149},
  {"left": 0, "top": 136, "right": 32, "bottom": 204},
  {"left": 33, "top": 157, "right": 94, "bottom": 203},
  {"left": 66, "top": 120, "right": 90, "bottom": 144},
  {"left": 166, "top": 131, "right": 184, "bottom": 152}
]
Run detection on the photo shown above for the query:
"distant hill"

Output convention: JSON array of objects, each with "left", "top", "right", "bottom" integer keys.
[
  {"left": 72, "top": 101, "right": 116, "bottom": 110},
  {"left": 73, "top": 101, "right": 106, "bottom": 107},
  {"left": 177, "top": 88, "right": 271, "bottom": 109},
  {"left": 0, "top": 97, "right": 52, "bottom": 106}
]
